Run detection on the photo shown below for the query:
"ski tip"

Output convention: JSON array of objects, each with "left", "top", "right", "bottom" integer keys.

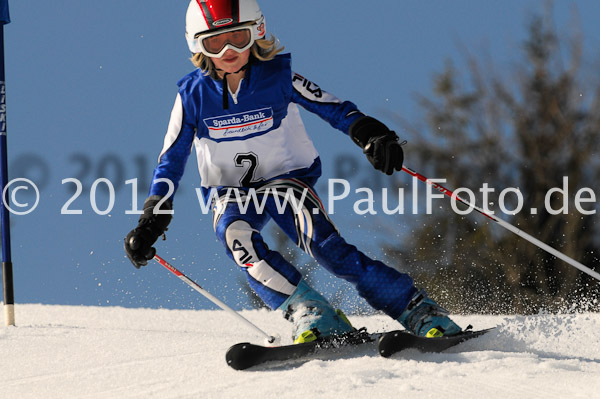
[
  {"left": 226, "top": 342, "right": 256, "bottom": 371},
  {"left": 378, "top": 331, "right": 403, "bottom": 358}
]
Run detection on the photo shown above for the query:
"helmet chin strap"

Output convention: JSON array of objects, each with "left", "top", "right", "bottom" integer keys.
[{"left": 216, "top": 59, "right": 252, "bottom": 110}]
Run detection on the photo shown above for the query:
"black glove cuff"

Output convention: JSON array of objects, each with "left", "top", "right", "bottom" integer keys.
[
  {"left": 349, "top": 116, "right": 395, "bottom": 149},
  {"left": 138, "top": 195, "right": 173, "bottom": 237}
]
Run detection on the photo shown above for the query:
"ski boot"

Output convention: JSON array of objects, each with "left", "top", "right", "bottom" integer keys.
[
  {"left": 397, "top": 289, "right": 462, "bottom": 337},
  {"left": 278, "top": 280, "right": 354, "bottom": 344}
]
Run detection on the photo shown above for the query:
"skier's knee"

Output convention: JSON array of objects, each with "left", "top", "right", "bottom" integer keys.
[{"left": 223, "top": 220, "right": 261, "bottom": 267}]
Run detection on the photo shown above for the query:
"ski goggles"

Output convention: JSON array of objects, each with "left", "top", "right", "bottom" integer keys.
[{"left": 188, "top": 23, "right": 261, "bottom": 58}]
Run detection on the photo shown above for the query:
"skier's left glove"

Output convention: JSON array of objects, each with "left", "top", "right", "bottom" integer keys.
[
  {"left": 349, "top": 116, "right": 404, "bottom": 175},
  {"left": 124, "top": 195, "right": 173, "bottom": 269}
]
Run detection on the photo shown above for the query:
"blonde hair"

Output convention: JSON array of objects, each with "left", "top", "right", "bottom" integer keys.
[{"left": 190, "top": 35, "right": 284, "bottom": 79}]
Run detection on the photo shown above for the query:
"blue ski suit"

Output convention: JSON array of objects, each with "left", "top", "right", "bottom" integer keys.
[{"left": 148, "top": 53, "right": 417, "bottom": 319}]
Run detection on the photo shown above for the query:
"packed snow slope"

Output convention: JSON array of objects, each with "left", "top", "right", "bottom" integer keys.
[{"left": 1, "top": 304, "right": 599, "bottom": 399}]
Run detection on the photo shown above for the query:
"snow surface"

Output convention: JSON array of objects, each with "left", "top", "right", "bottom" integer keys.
[{"left": 1, "top": 304, "right": 600, "bottom": 398}]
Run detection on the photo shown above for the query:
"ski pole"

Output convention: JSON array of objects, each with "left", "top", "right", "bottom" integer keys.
[
  {"left": 153, "top": 254, "right": 278, "bottom": 344},
  {"left": 402, "top": 165, "right": 600, "bottom": 282}
]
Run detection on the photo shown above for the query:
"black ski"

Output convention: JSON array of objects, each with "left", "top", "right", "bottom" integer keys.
[
  {"left": 227, "top": 327, "right": 493, "bottom": 370},
  {"left": 378, "top": 328, "right": 493, "bottom": 358},
  {"left": 226, "top": 328, "right": 376, "bottom": 370}
]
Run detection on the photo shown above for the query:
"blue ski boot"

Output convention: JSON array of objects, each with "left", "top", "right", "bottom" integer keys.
[
  {"left": 278, "top": 280, "right": 354, "bottom": 344},
  {"left": 397, "top": 290, "right": 462, "bottom": 337}
]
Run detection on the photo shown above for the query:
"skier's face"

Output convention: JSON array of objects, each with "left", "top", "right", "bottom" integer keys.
[{"left": 212, "top": 48, "right": 251, "bottom": 75}]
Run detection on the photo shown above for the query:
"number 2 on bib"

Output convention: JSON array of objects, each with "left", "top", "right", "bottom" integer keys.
[{"left": 234, "top": 152, "right": 264, "bottom": 186}]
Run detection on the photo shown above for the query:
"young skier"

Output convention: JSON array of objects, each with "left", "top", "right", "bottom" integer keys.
[{"left": 124, "top": 0, "right": 462, "bottom": 343}]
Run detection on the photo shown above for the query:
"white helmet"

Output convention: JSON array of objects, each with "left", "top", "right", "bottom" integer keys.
[{"left": 185, "top": 0, "right": 266, "bottom": 54}]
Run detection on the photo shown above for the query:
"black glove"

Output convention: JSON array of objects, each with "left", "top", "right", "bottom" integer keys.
[
  {"left": 349, "top": 116, "right": 404, "bottom": 175},
  {"left": 124, "top": 195, "right": 173, "bottom": 269}
]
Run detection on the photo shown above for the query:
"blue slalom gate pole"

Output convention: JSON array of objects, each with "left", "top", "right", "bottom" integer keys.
[{"left": 0, "top": 0, "right": 13, "bottom": 326}]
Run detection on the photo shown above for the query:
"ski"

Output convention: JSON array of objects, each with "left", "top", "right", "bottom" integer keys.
[
  {"left": 226, "top": 328, "right": 376, "bottom": 370},
  {"left": 378, "top": 328, "right": 493, "bottom": 358},
  {"left": 227, "top": 327, "right": 493, "bottom": 370}
]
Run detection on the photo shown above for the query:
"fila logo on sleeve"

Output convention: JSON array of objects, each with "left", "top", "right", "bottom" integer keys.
[
  {"left": 292, "top": 73, "right": 341, "bottom": 104},
  {"left": 292, "top": 73, "right": 322, "bottom": 98}
]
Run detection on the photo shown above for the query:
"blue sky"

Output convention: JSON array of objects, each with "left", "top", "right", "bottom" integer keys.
[{"left": 2, "top": 1, "right": 600, "bottom": 311}]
